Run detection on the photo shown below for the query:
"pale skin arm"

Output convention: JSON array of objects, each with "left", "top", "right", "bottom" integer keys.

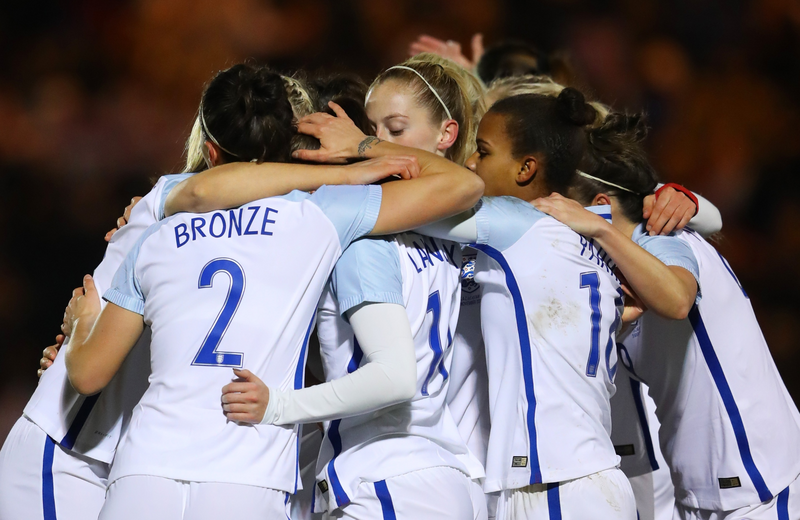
[
  {"left": 62, "top": 275, "right": 145, "bottom": 395},
  {"left": 164, "top": 155, "right": 420, "bottom": 217},
  {"left": 533, "top": 194, "right": 697, "bottom": 320},
  {"left": 293, "top": 103, "right": 484, "bottom": 235},
  {"left": 165, "top": 103, "right": 484, "bottom": 236}
]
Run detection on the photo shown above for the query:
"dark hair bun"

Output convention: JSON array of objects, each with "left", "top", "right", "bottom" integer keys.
[
  {"left": 201, "top": 63, "right": 296, "bottom": 163},
  {"left": 556, "top": 87, "right": 597, "bottom": 127},
  {"left": 238, "top": 67, "right": 293, "bottom": 126},
  {"left": 589, "top": 112, "right": 649, "bottom": 153}
]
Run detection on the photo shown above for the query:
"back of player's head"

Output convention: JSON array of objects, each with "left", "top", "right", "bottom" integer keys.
[
  {"left": 311, "top": 73, "right": 373, "bottom": 134},
  {"left": 486, "top": 75, "right": 609, "bottom": 127},
  {"left": 569, "top": 112, "right": 659, "bottom": 222},
  {"left": 476, "top": 40, "right": 550, "bottom": 84},
  {"left": 183, "top": 63, "right": 296, "bottom": 172},
  {"left": 369, "top": 53, "right": 486, "bottom": 165},
  {"left": 488, "top": 88, "right": 596, "bottom": 195}
]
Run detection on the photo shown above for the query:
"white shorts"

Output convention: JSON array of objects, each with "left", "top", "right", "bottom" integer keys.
[
  {"left": 495, "top": 467, "right": 637, "bottom": 520},
  {"left": 630, "top": 471, "right": 675, "bottom": 520},
  {"left": 674, "top": 473, "right": 800, "bottom": 520},
  {"left": 99, "top": 475, "right": 290, "bottom": 520},
  {"left": 0, "top": 415, "right": 108, "bottom": 520},
  {"left": 326, "top": 466, "right": 474, "bottom": 520}
]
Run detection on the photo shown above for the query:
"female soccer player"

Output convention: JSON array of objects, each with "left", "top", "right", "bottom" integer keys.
[
  {"left": 0, "top": 63, "right": 436, "bottom": 520},
  {"left": 60, "top": 61, "right": 483, "bottom": 520},
  {"left": 170, "top": 54, "right": 489, "bottom": 520},
  {"left": 534, "top": 114, "right": 800, "bottom": 520},
  {"left": 291, "top": 88, "right": 681, "bottom": 519}
]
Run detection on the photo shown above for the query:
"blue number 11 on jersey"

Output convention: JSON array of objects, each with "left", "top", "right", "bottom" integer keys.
[{"left": 192, "top": 258, "right": 246, "bottom": 368}]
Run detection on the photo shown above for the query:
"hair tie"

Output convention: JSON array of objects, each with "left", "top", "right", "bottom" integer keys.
[
  {"left": 577, "top": 170, "right": 637, "bottom": 194},
  {"left": 368, "top": 65, "right": 453, "bottom": 120}
]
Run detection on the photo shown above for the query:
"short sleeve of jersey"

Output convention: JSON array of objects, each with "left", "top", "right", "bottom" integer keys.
[
  {"left": 102, "top": 219, "right": 171, "bottom": 314},
  {"left": 156, "top": 173, "right": 194, "bottom": 220},
  {"left": 474, "top": 196, "right": 547, "bottom": 251},
  {"left": 309, "top": 185, "right": 382, "bottom": 249},
  {"left": 331, "top": 237, "right": 403, "bottom": 316},
  {"left": 103, "top": 247, "right": 145, "bottom": 315},
  {"left": 636, "top": 228, "right": 702, "bottom": 300}
]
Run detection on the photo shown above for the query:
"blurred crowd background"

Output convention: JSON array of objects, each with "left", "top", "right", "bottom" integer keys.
[{"left": 1, "top": 0, "right": 798, "bottom": 442}]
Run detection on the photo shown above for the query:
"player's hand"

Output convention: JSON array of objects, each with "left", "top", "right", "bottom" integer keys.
[
  {"left": 38, "top": 334, "right": 65, "bottom": 378},
  {"left": 617, "top": 270, "right": 647, "bottom": 324},
  {"left": 293, "top": 102, "right": 368, "bottom": 163},
  {"left": 344, "top": 155, "right": 420, "bottom": 183},
  {"left": 105, "top": 196, "right": 143, "bottom": 242},
  {"left": 642, "top": 187, "right": 695, "bottom": 236},
  {"left": 532, "top": 193, "right": 611, "bottom": 238},
  {"left": 62, "top": 275, "right": 101, "bottom": 337},
  {"left": 221, "top": 368, "right": 270, "bottom": 424},
  {"left": 408, "top": 33, "right": 484, "bottom": 70}
]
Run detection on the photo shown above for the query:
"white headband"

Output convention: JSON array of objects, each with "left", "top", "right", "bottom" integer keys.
[
  {"left": 370, "top": 65, "right": 453, "bottom": 120},
  {"left": 199, "top": 105, "right": 258, "bottom": 163},
  {"left": 577, "top": 170, "right": 636, "bottom": 194}
]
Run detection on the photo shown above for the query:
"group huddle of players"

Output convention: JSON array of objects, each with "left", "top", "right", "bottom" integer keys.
[{"left": 0, "top": 35, "right": 797, "bottom": 520}]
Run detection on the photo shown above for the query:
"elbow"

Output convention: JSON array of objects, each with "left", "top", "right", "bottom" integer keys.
[
  {"left": 397, "top": 376, "right": 416, "bottom": 402},
  {"left": 663, "top": 294, "right": 695, "bottom": 320},
  {"left": 67, "top": 371, "right": 102, "bottom": 396},
  {"left": 456, "top": 173, "right": 484, "bottom": 211},
  {"left": 65, "top": 356, "right": 103, "bottom": 396}
]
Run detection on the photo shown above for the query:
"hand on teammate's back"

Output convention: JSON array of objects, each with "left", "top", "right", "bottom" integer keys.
[
  {"left": 105, "top": 196, "right": 143, "bottom": 242},
  {"left": 221, "top": 369, "right": 270, "bottom": 424},
  {"left": 37, "top": 334, "right": 65, "bottom": 378},
  {"left": 61, "top": 275, "right": 102, "bottom": 338},
  {"left": 532, "top": 193, "right": 611, "bottom": 238},
  {"left": 642, "top": 187, "right": 696, "bottom": 236}
]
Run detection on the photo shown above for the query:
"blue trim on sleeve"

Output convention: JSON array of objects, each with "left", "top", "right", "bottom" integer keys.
[
  {"left": 333, "top": 237, "right": 403, "bottom": 316},
  {"left": 59, "top": 393, "right": 101, "bottom": 450},
  {"left": 374, "top": 480, "right": 397, "bottom": 520},
  {"left": 103, "top": 288, "right": 145, "bottom": 315},
  {"left": 778, "top": 486, "right": 790, "bottom": 520},
  {"left": 688, "top": 305, "right": 772, "bottom": 502},
  {"left": 157, "top": 173, "right": 194, "bottom": 220},
  {"left": 629, "top": 379, "right": 659, "bottom": 472},
  {"left": 472, "top": 243, "right": 542, "bottom": 484},
  {"left": 42, "top": 436, "right": 57, "bottom": 520},
  {"left": 547, "top": 483, "right": 561, "bottom": 520},
  {"left": 310, "top": 185, "right": 382, "bottom": 249}
]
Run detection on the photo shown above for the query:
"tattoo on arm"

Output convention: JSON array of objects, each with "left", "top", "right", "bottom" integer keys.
[{"left": 357, "top": 137, "right": 382, "bottom": 158}]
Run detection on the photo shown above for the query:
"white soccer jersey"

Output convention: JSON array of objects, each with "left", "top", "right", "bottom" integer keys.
[
  {"left": 22, "top": 174, "right": 190, "bottom": 463},
  {"left": 446, "top": 247, "right": 491, "bottom": 470},
  {"left": 314, "top": 232, "right": 482, "bottom": 513},
  {"left": 105, "top": 186, "right": 382, "bottom": 493},
  {"left": 472, "top": 198, "right": 622, "bottom": 493},
  {"left": 620, "top": 225, "right": 800, "bottom": 511}
]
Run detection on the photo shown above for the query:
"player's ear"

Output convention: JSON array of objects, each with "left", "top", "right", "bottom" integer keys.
[
  {"left": 592, "top": 193, "right": 611, "bottom": 206},
  {"left": 203, "top": 141, "right": 223, "bottom": 168},
  {"left": 516, "top": 156, "right": 537, "bottom": 185}
]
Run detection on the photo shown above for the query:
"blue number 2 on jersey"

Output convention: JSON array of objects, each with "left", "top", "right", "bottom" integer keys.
[{"left": 192, "top": 258, "right": 246, "bottom": 368}]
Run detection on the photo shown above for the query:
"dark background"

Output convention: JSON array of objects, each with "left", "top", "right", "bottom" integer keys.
[{"left": 1, "top": 0, "right": 798, "bottom": 442}]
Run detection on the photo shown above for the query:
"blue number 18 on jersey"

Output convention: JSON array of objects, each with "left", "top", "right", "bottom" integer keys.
[{"left": 192, "top": 258, "right": 246, "bottom": 368}]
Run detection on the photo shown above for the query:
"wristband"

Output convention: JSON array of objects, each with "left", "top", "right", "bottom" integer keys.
[{"left": 656, "top": 183, "right": 698, "bottom": 216}]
